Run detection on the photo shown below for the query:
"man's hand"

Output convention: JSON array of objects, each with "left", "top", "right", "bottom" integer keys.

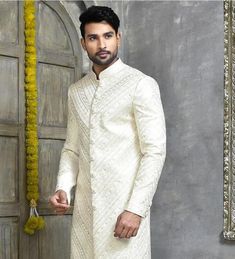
[
  {"left": 49, "top": 190, "right": 70, "bottom": 215},
  {"left": 114, "top": 210, "right": 142, "bottom": 239}
]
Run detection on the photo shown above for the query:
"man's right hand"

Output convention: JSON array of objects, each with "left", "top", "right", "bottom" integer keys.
[{"left": 49, "top": 190, "right": 70, "bottom": 215}]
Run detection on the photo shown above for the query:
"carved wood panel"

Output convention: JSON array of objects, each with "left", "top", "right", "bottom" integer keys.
[
  {"left": 0, "top": 218, "right": 18, "bottom": 259},
  {"left": 0, "top": 137, "right": 18, "bottom": 203},
  {"left": 0, "top": 2, "right": 18, "bottom": 45},
  {"left": 38, "top": 139, "right": 65, "bottom": 204},
  {"left": 0, "top": 1, "right": 82, "bottom": 258},
  {"left": 34, "top": 2, "right": 81, "bottom": 259},
  {"left": 38, "top": 63, "right": 74, "bottom": 127},
  {"left": 0, "top": 2, "right": 22, "bottom": 259},
  {"left": 38, "top": 215, "right": 72, "bottom": 259},
  {"left": 224, "top": 0, "right": 235, "bottom": 240},
  {"left": 0, "top": 56, "right": 18, "bottom": 123}
]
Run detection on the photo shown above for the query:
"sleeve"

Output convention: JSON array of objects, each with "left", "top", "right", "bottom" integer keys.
[
  {"left": 124, "top": 76, "right": 166, "bottom": 218},
  {"left": 55, "top": 87, "right": 80, "bottom": 204}
]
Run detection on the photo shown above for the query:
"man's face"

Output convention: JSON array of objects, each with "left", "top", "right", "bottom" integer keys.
[{"left": 81, "top": 21, "right": 121, "bottom": 67}]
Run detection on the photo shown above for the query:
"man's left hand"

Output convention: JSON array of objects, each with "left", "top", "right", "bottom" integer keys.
[{"left": 114, "top": 210, "right": 142, "bottom": 239}]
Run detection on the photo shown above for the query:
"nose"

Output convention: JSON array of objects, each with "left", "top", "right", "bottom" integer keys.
[{"left": 98, "top": 38, "right": 106, "bottom": 49}]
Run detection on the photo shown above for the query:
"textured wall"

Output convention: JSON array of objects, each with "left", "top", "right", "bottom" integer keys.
[
  {"left": 65, "top": 1, "right": 234, "bottom": 258},
  {"left": 120, "top": 1, "right": 233, "bottom": 259}
]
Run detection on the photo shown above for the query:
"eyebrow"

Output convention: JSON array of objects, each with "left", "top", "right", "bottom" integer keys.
[
  {"left": 104, "top": 31, "right": 114, "bottom": 35},
  {"left": 86, "top": 31, "right": 114, "bottom": 38}
]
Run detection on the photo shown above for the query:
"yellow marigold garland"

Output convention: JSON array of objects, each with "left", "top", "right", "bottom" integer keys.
[{"left": 23, "top": 0, "right": 45, "bottom": 235}]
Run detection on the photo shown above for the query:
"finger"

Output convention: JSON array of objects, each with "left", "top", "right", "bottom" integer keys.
[
  {"left": 55, "top": 207, "right": 67, "bottom": 212},
  {"left": 58, "top": 204, "right": 69, "bottom": 210},
  {"left": 50, "top": 192, "right": 68, "bottom": 206},
  {"left": 49, "top": 195, "right": 57, "bottom": 205},
  {"left": 114, "top": 215, "right": 121, "bottom": 233},
  {"left": 59, "top": 192, "right": 68, "bottom": 204},
  {"left": 52, "top": 195, "right": 70, "bottom": 209},
  {"left": 114, "top": 226, "right": 125, "bottom": 238},
  {"left": 54, "top": 207, "right": 68, "bottom": 214},
  {"left": 115, "top": 215, "right": 121, "bottom": 228},
  {"left": 126, "top": 228, "right": 134, "bottom": 238},
  {"left": 132, "top": 228, "right": 138, "bottom": 237},
  {"left": 119, "top": 227, "right": 129, "bottom": 238},
  {"left": 53, "top": 203, "right": 70, "bottom": 210},
  {"left": 50, "top": 199, "right": 70, "bottom": 211},
  {"left": 114, "top": 222, "right": 125, "bottom": 237},
  {"left": 50, "top": 195, "right": 61, "bottom": 206}
]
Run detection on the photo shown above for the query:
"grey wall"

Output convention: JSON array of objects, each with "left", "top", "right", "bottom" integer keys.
[
  {"left": 65, "top": 1, "right": 234, "bottom": 258},
  {"left": 120, "top": 1, "right": 232, "bottom": 259}
]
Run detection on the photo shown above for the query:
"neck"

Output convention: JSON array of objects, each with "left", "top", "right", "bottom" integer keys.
[{"left": 92, "top": 57, "right": 119, "bottom": 79}]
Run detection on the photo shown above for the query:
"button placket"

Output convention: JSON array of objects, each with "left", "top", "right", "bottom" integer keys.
[{"left": 89, "top": 82, "right": 105, "bottom": 213}]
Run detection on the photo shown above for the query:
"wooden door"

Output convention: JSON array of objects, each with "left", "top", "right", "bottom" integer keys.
[{"left": 0, "top": 1, "right": 82, "bottom": 258}]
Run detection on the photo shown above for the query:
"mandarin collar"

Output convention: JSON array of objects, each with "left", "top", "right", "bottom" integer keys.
[{"left": 89, "top": 58, "right": 125, "bottom": 82}]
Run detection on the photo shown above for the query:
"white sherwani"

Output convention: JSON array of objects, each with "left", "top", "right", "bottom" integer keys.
[{"left": 55, "top": 58, "right": 166, "bottom": 259}]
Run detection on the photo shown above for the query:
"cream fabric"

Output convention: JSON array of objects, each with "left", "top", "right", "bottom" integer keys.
[{"left": 55, "top": 58, "right": 166, "bottom": 259}]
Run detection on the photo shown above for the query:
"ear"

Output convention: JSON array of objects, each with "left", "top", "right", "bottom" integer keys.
[
  {"left": 117, "top": 31, "right": 121, "bottom": 47},
  {"left": 81, "top": 38, "right": 86, "bottom": 51}
]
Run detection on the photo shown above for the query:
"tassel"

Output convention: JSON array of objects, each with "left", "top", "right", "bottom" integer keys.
[{"left": 24, "top": 200, "right": 45, "bottom": 235}]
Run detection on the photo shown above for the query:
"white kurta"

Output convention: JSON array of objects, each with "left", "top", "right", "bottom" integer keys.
[{"left": 55, "top": 58, "right": 166, "bottom": 259}]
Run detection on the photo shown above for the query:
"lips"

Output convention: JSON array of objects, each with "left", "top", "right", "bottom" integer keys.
[{"left": 97, "top": 51, "right": 109, "bottom": 57}]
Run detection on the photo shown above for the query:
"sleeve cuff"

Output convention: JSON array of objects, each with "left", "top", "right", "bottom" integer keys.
[{"left": 124, "top": 203, "right": 151, "bottom": 218}]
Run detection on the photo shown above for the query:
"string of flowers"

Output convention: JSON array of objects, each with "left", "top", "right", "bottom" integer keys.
[{"left": 23, "top": 0, "right": 45, "bottom": 235}]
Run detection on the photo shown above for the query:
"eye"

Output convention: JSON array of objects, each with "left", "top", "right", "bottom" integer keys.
[
  {"left": 89, "top": 36, "right": 96, "bottom": 41},
  {"left": 105, "top": 34, "right": 113, "bottom": 39}
]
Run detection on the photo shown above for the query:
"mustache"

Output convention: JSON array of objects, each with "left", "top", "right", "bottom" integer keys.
[{"left": 96, "top": 50, "right": 110, "bottom": 55}]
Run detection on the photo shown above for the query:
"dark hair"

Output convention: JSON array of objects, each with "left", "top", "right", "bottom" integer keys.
[{"left": 79, "top": 6, "right": 120, "bottom": 38}]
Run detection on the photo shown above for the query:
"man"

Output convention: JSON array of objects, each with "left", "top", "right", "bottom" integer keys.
[{"left": 49, "top": 5, "right": 166, "bottom": 259}]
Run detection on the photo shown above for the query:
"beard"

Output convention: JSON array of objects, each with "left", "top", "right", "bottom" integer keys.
[{"left": 87, "top": 48, "right": 118, "bottom": 66}]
